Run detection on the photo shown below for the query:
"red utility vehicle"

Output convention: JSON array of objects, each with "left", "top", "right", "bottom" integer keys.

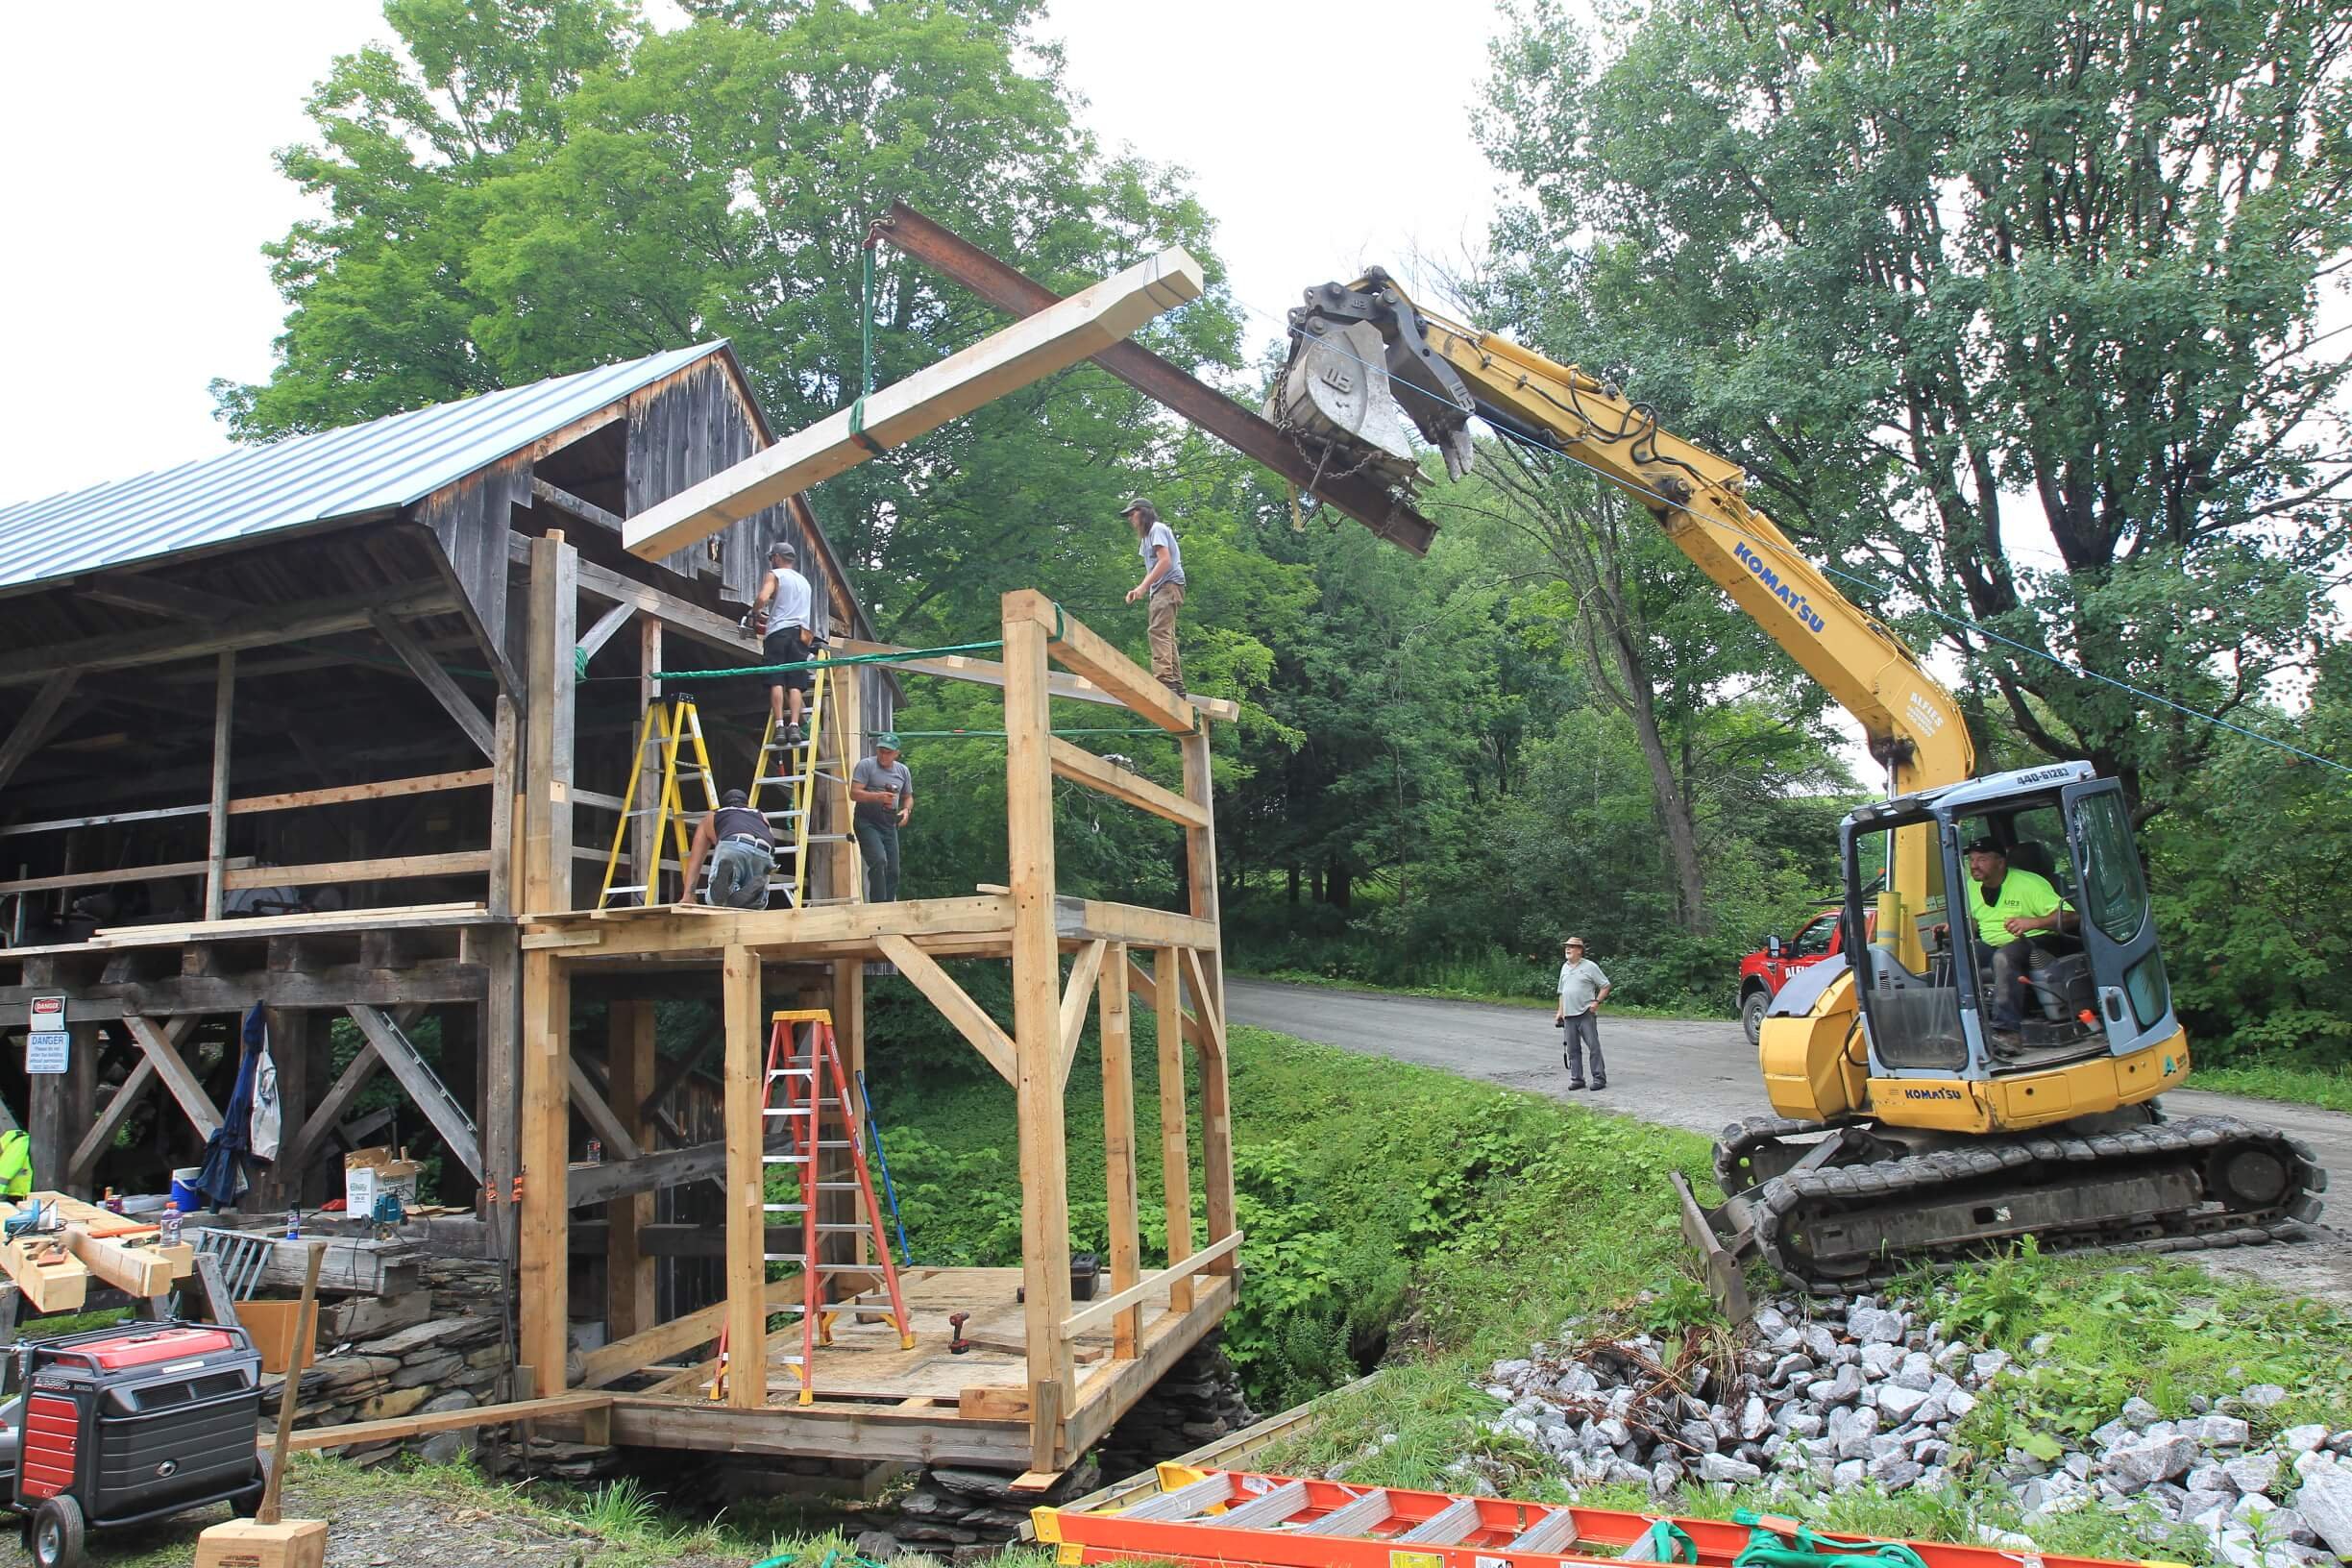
[{"left": 1736, "top": 908, "right": 1845, "bottom": 1045}]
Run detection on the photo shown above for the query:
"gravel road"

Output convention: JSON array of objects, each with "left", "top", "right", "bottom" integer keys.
[{"left": 1227, "top": 977, "right": 2352, "bottom": 1306}]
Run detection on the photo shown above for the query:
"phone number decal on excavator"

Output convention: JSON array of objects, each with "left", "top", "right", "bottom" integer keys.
[{"left": 1731, "top": 541, "right": 1827, "bottom": 633}]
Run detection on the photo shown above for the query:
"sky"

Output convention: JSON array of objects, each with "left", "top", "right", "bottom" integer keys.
[{"left": 0, "top": 0, "right": 1511, "bottom": 504}]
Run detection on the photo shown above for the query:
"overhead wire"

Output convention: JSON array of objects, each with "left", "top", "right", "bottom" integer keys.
[{"left": 1231, "top": 290, "right": 2352, "bottom": 778}]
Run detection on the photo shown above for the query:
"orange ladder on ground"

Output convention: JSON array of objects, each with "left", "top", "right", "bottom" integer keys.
[
  {"left": 1033, "top": 1465, "right": 2151, "bottom": 1568},
  {"left": 710, "top": 1008, "right": 914, "bottom": 1406}
]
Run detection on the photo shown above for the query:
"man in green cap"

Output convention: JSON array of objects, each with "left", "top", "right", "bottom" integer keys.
[{"left": 850, "top": 733, "right": 914, "bottom": 901}]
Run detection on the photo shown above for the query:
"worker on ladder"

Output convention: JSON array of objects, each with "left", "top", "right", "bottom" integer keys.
[
  {"left": 752, "top": 538, "right": 818, "bottom": 749},
  {"left": 678, "top": 789, "right": 777, "bottom": 909}
]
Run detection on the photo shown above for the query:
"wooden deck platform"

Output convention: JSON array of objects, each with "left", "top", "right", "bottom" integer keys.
[{"left": 595, "top": 1266, "right": 1237, "bottom": 1465}]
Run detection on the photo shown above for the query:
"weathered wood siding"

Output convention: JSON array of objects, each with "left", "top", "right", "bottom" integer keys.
[{"left": 416, "top": 456, "right": 528, "bottom": 655}]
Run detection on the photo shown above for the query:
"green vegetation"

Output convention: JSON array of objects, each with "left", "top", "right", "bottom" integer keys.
[
  {"left": 1241, "top": 966, "right": 1721, "bottom": 1019},
  {"left": 228, "top": 0, "right": 2349, "bottom": 1064},
  {"left": 2189, "top": 1062, "right": 2352, "bottom": 1115}
]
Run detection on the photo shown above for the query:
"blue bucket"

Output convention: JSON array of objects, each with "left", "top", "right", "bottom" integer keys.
[{"left": 170, "top": 1166, "right": 203, "bottom": 1212}]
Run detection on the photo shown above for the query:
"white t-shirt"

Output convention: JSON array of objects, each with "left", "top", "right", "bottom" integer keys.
[
  {"left": 1136, "top": 522, "right": 1186, "bottom": 588},
  {"left": 1557, "top": 958, "right": 1611, "bottom": 1015},
  {"left": 764, "top": 566, "right": 813, "bottom": 631}
]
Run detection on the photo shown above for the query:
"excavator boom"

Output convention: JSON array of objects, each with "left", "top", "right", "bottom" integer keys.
[{"left": 1271, "top": 272, "right": 2324, "bottom": 1315}]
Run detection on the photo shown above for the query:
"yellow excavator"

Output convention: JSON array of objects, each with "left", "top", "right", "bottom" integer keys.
[{"left": 1268, "top": 272, "right": 2327, "bottom": 1317}]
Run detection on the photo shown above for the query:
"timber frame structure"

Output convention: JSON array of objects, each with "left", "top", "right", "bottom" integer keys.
[
  {"left": 517, "top": 587, "right": 1239, "bottom": 1473},
  {"left": 0, "top": 341, "right": 1241, "bottom": 1479}
]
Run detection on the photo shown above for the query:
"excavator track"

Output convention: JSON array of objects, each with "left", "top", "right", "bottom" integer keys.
[{"left": 1725, "top": 1115, "right": 2326, "bottom": 1297}]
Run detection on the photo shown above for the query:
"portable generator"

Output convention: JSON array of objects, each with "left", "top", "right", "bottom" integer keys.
[{"left": 0, "top": 1320, "right": 265, "bottom": 1568}]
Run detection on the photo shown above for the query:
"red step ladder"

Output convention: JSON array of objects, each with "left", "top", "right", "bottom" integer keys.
[
  {"left": 1033, "top": 1465, "right": 2148, "bottom": 1568},
  {"left": 711, "top": 1008, "right": 914, "bottom": 1406}
]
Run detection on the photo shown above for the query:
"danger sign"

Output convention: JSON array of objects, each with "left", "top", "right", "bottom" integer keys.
[{"left": 26, "top": 994, "right": 68, "bottom": 1074}]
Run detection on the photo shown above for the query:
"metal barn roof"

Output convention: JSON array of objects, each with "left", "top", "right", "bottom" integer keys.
[{"left": 0, "top": 343, "right": 729, "bottom": 594}]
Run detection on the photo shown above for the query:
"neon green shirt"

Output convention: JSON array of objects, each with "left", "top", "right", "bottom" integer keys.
[{"left": 1966, "top": 867, "right": 2068, "bottom": 948}]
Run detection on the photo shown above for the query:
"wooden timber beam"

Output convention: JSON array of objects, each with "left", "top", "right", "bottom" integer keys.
[
  {"left": 625, "top": 249, "right": 1205, "bottom": 561},
  {"left": 1054, "top": 898, "right": 1217, "bottom": 953},
  {"left": 1152, "top": 945, "right": 1194, "bottom": 1311},
  {"left": 510, "top": 537, "right": 759, "bottom": 663},
  {"left": 1097, "top": 941, "right": 1140, "bottom": 1360},
  {"left": 530, "top": 477, "right": 625, "bottom": 534},
  {"left": 524, "top": 894, "right": 1013, "bottom": 960},
  {"left": 565, "top": 1057, "right": 642, "bottom": 1164},
  {"left": 1048, "top": 740, "right": 1206, "bottom": 828},
  {"left": 0, "top": 673, "right": 80, "bottom": 793},
  {"left": 872, "top": 935, "right": 1015, "bottom": 1085},
  {"left": 831, "top": 637, "right": 1237, "bottom": 725},
  {"left": 227, "top": 768, "right": 493, "bottom": 817},
  {"left": 120, "top": 1015, "right": 222, "bottom": 1139},
  {"left": 287, "top": 1390, "right": 613, "bottom": 1454},
  {"left": 874, "top": 201, "right": 1437, "bottom": 555},
  {"left": 576, "top": 601, "right": 636, "bottom": 666},
  {"left": 1125, "top": 955, "right": 1212, "bottom": 1056},
  {"left": 1056, "top": 939, "right": 1106, "bottom": 1089},
  {"left": 1004, "top": 590, "right": 1193, "bottom": 736},
  {"left": 0, "top": 963, "right": 487, "bottom": 1028},
  {"left": 77, "top": 574, "right": 240, "bottom": 622},
  {"left": 204, "top": 653, "right": 234, "bottom": 921},
  {"left": 722, "top": 943, "right": 765, "bottom": 1409},
  {"left": 221, "top": 852, "right": 491, "bottom": 890},
  {"left": 370, "top": 609, "right": 496, "bottom": 759},
  {"left": 577, "top": 1275, "right": 803, "bottom": 1389},
  {"left": 0, "top": 582, "right": 454, "bottom": 688}
]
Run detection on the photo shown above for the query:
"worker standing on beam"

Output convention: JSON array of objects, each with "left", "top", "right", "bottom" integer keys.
[
  {"left": 752, "top": 538, "right": 818, "bottom": 748},
  {"left": 1120, "top": 498, "right": 1187, "bottom": 696},
  {"left": 850, "top": 734, "right": 914, "bottom": 902}
]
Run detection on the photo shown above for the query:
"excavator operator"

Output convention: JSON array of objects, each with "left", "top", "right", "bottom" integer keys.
[{"left": 1941, "top": 836, "right": 2075, "bottom": 1045}]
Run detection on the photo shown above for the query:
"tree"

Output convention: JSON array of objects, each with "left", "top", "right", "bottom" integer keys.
[
  {"left": 1481, "top": 0, "right": 2352, "bottom": 816},
  {"left": 218, "top": 0, "right": 1243, "bottom": 649}
]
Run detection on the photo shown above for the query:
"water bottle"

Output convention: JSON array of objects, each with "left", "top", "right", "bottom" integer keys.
[
  {"left": 159, "top": 1203, "right": 183, "bottom": 1248},
  {"left": 284, "top": 1207, "right": 301, "bottom": 1241},
  {"left": 586, "top": 1139, "right": 603, "bottom": 1165}
]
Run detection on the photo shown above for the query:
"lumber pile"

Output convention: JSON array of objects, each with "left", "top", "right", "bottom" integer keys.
[{"left": 0, "top": 1191, "right": 195, "bottom": 1312}]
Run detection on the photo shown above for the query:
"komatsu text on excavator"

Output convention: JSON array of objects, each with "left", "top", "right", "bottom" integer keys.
[{"left": 1268, "top": 272, "right": 2326, "bottom": 1317}]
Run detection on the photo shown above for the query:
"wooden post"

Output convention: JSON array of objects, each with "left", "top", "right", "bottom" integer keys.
[
  {"left": 1154, "top": 945, "right": 1194, "bottom": 1312},
  {"left": 524, "top": 533, "right": 577, "bottom": 916},
  {"left": 604, "top": 1000, "right": 655, "bottom": 1340},
  {"left": 723, "top": 943, "right": 766, "bottom": 1409},
  {"left": 204, "top": 650, "right": 235, "bottom": 921},
  {"left": 633, "top": 621, "right": 662, "bottom": 904},
  {"left": 517, "top": 948, "right": 571, "bottom": 1396},
  {"left": 833, "top": 956, "right": 869, "bottom": 1265},
  {"left": 1004, "top": 595, "right": 1076, "bottom": 1468},
  {"left": 1181, "top": 727, "right": 1236, "bottom": 1273},
  {"left": 827, "top": 661, "right": 864, "bottom": 904},
  {"left": 487, "top": 694, "right": 518, "bottom": 919},
  {"left": 261, "top": 1009, "right": 308, "bottom": 1207},
  {"left": 1098, "top": 942, "right": 1139, "bottom": 1360},
  {"left": 480, "top": 933, "right": 521, "bottom": 1258}
]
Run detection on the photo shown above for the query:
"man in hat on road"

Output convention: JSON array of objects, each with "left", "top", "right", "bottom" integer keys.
[
  {"left": 850, "top": 733, "right": 914, "bottom": 901},
  {"left": 1120, "top": 498, "right": 1187, "bottom": 696}
]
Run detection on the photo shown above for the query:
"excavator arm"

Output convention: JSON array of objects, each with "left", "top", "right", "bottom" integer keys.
[{"left": 1271, "top": 273, "right": 1974, "bottom": 796}]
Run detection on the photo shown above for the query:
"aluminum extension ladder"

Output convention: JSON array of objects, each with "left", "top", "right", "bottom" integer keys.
[
  {"left": 710, "top": 1009, "right": 913, "bottom": 1406},
  {"left": 596, "top": 697, "right": 723, "bottom": 909},
  {"left": 747, "top": 652, "right": 854, "bottom": 908},
  {"left": 1033, "top": 1465, "right": 2151, "bottom": 1568}
]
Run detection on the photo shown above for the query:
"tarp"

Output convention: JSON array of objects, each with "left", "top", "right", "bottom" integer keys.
[{"left": 194, "top": 1002, "right": 267, "bottom": 1210}]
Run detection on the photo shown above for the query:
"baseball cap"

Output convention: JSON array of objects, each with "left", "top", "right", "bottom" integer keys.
[
  {"left": 769, "top": 539, "right": 797, "bottom": 558},
  {"left": 875, "top": 732, "right": 903, "bottom": 751},
  {"left": 1964, "top": 835, "right": 2005, "bottom": 855},
  {"left": 1118, "top": 497, "right": 1155, "bottom": 519}
]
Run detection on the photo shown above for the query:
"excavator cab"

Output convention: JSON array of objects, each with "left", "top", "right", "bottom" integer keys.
[{"left": 1835, "top": 761, "right": 2179, "bottom": 1088}]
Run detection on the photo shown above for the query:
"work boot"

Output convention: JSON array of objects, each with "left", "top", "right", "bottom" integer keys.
[{"left": 785, "top": 723, "right": 804, "bottom": 749}]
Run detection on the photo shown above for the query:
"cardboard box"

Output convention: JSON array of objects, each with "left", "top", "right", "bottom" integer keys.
[
  {"left": 343, "top": 1147, "right": 422, "bottom": 1214},
  {"left": 237, "top": 1299, "right": 316, "bottom": 1376},
  {"left": 194, "top": 1517, "right": 329, "bottom": 1568}
]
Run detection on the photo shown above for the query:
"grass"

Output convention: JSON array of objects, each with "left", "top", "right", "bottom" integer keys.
[
  {"left": 97, "top": 1450, "right": 1050, "bottom": 1568},
  {"left": 1238, "top": 966, "right": 1723, "bottom": 1020},
  {"left": 2188, "top": 1058, "right": 2352, "bottom": 1113}
]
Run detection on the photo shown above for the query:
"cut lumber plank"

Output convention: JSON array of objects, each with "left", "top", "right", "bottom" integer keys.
[
  {"left": 287, "top": 1390, "right": 613, "bottom": 1453},
  {"left": 0, "top": 1236, "right": 86, "bottom": 1313},
  {"left": 223, "top": 851, "right": 490, "bottom": 890},
  {"left": 1049, "top": 740, "right": 1207, "bottom": 827},
  {"left": 625, "top": 249, "right": 1204, "bottom": 560},
  {"left": 63, "top": 1227, "right": 185, "bottom": 1297}
]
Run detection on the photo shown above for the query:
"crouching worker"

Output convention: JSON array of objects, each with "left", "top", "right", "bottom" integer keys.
[{"left": 679, "top": 789, "right": 775, "bottom": 909}]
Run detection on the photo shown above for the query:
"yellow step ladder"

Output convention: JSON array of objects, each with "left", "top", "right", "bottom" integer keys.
[
  {"left": 748, "top": 652, "right": 854, "bottom": 908},
  {"left": 595, "top": 697, "right": 723, "bottom": 909}
]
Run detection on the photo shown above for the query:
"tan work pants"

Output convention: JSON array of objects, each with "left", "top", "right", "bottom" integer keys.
[{"left": 1146, "top": 581, "right": 1185, "bottom": 694}]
